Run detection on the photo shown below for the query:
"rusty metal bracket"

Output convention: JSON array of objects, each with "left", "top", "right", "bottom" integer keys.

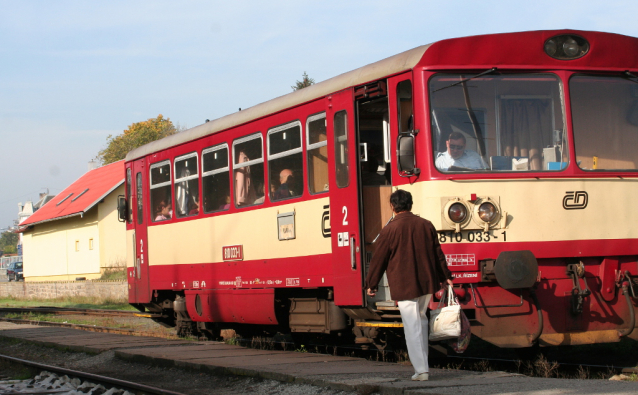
[
  {"left": 567, "top": 262, "right": 591, "bottom": 316},
  {"left": 618, "top": 275, "right": 635, "bottom": 337},
  {"left": 469, "top": 284, "right": 524, "bottom": 308},
  {"left": 527, "top": 288, "right": 544, "bottom": 344}
]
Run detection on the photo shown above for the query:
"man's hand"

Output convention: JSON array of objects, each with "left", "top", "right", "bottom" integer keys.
[{"left": 367, "top": 288, "right": 377, "bottom": 296}]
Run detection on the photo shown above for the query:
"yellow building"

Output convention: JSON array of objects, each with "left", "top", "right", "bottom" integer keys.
[{"left": 20, "top": 161, "right": 125, "bottom": 281}]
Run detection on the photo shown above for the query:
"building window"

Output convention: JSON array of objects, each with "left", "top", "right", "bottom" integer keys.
[
  {"left": 202, "top": 144, "right": 230, "bottom": 213},
  {"left": 75, "top": 240, "right": 80, "bottom": 252},
  {"left": 174, "top": 153, "right": 199, "bottom": 218},
  {"left": 89, "top": 238, "right": 94, "bottom": 250}
]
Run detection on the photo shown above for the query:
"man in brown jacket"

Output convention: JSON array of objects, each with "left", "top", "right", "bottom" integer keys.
[{"left": 366, "top": 189, "right": 453, "bottom": 381}]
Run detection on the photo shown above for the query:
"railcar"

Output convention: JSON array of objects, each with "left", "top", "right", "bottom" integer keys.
[{"left": 120, "top": 29, "right": 638, "bottom": 350}]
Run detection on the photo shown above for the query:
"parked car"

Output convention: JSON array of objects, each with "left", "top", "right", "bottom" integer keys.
[{"left": 7, "top": 261, "right": 23, "bottom": 281}]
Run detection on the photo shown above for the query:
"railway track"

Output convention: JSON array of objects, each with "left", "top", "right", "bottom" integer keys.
[
  {"left": 0, "top": 353, "right": 186, "bottom": 395},
  {"left": 0, "top": 306, "right": 634, "bottom": 379}
]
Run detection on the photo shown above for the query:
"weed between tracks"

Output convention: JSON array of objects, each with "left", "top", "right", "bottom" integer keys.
[{"left": 0, "top": 296, "right": 133, "bottom": 310}]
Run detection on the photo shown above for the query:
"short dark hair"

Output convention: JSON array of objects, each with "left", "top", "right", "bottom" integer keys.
[
  {"left": 390, "top": 190, "right": 413, "bottom": 212},
  {"left": 447, "top": 132, "right": 466, "bottom": 143}
]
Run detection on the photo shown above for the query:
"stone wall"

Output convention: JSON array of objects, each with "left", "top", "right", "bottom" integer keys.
[{"left": 0, "top": 281, "right": 128, "bottom": 302}]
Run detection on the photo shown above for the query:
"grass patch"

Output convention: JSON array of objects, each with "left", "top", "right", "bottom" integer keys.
[
  {"left": 3, "top": 312, "right": 137, "bottom": 329},
  {"left": 0, "top": 295, "right": 134, "bottom": 310},
  {"left": 99, "top": 267, "right": 127, "bottom": 281}
]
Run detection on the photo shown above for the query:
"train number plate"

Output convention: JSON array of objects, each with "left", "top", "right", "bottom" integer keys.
[{"left": 438, "top": 230, "right": 507, "bottom": 243}]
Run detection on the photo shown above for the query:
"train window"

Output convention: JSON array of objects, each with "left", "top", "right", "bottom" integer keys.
[
  {"left": 136, "top": 172, "right": 143, "bottom": 225},
  {"left": 233, "top": 133, "right": 264, "bottom": 207},
  {"left": 307, "top": 112, "right": 328, "bottom": 194},
  {"left": 150, "top": 160, "right": 172, "bottom": 222},
  {"left": 268, "top": 121, "right": 303, "bottom": 201},
  {"left": 334, "top": 111, "right": 349, "bottom": 187},
  {"left": 173, "top": 153, "right": 199, "bottom": 218},
  {"left": 430, "top": 73, "right": 566, "bottom": 173},
  {"left": 126, "top": 168, "right": 132, "bottom": 224},
  {"left": 202, "top": 144, "right": 230, "bottom": 213},
  {"left": 571, "top": 75, "right": 638, "bottom": 171}
]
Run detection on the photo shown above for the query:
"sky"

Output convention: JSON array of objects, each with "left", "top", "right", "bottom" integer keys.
[{"left": 1, "top": 0, "right": 638, "bottom": 229}]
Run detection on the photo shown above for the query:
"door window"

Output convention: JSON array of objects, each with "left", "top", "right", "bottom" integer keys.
[
  {"left": 334, "top": 111, "right": 349, "bottom": 188},
  {"left": 307, "top": 112, "right": 329, "bottom": 194}
]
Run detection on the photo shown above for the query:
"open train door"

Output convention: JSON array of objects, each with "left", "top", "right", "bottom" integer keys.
[
  {"left": 327, "top": 88, "right": 364, "bottom": 306},
  {"left": 131, "top": 158, "right": 151, "bottom": 304}
]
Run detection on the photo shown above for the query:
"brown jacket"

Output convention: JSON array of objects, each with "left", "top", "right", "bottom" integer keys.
[{"left": 365, "top": 212, "right": 452, "bottom": 301}]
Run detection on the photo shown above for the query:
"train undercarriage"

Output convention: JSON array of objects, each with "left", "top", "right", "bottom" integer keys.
[{"left": 131, "top": 254, "right": 638, "bottom": 352}]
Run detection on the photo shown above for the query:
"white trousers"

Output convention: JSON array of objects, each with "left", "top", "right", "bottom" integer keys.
[{"left": 398, "top": 294, "right": 432, "bottom": 374}]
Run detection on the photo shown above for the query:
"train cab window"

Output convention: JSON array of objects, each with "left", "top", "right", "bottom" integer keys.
[
  {"left": 571, "top": 75, "right": 638, "bottom": 170},
  {"left": 430, "top": 73, "right": 566, "bottom": 172},
  {"left": 136, "top": 172, "right": 143, "bottom": 225},
  {"left": 202, "top": 144, "right": 230, "bottom": 212},
  {"left": 233, "top": 133, "right": 264, "bottom": 207},
  {"left": 150, "top": 160, "right": 172, "bottom": 222},
  {"left": 174, "top": 153, "right": 199, "bottom": 218},
  {"left": 334, "top": 111, "right": 349, "bottom": 187},
  {"left": 269, "top": 121, "right": 303, "bottom": 201},
  {"left": 126, "top": 168, "right": 132, "bottom": 224},
  {"left": 307, "top": 113, "right": 329, "bottom": 194}
]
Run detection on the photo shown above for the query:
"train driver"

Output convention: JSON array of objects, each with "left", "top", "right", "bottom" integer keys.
[{"left": 435, "top": 132, "right": 488, "bottom": 171}]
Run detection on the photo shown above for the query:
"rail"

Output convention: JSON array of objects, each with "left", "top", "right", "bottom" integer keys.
[{"left": 0, "top": 353, "right": 186, "bottom": 395}]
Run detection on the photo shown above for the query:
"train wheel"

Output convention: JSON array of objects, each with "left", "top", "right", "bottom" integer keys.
[{"left": 176, "top": 320, "right": 197, "bottom": 338}]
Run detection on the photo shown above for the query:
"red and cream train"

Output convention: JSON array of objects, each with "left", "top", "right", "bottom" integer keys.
[{"left": 121, "top": 29, "right": 638, "bottom": 349}]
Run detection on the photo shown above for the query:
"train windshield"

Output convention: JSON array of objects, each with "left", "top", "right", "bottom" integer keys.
[
  {"left": 570, "top": 75, "right": 638, "bottom": 171},
  {"left": 429, "top": 73, "right": 566, "bottom": 173}
]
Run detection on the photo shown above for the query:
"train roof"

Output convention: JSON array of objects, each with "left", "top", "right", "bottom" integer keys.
[
  {"left": 125, "top": 44, "right": 430, "bottom": 161},
  {"left": 125, "top": 29, "right": 638, "bottom": 162}
]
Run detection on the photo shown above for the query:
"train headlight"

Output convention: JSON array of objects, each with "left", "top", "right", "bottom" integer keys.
[
  {"left": 448, "top": 203, "right": 468, "bottom": 223},
  {"left": 544, "top": 34, "right": 589, "bottom": 60},
  {"left": 478, "top": 202, "right": 497, "bottom": 223},
  {"left": 544, "top": 39, "right": 557, "bottom": 56},
  {"left": 563, "top": 37, "right": 580, "bottom": 57}
]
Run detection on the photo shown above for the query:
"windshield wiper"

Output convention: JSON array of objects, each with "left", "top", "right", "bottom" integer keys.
[{"left": 433, "top": 67, "right": 498, "bottom": 93}]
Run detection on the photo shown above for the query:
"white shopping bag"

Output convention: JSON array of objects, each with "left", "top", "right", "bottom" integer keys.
[{"left": 429, "top": 285, "right": 461, "bottom": 341}]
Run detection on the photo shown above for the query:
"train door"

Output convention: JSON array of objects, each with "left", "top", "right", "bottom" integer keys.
[
  {"left": 327, "top": 88, "right": 364, "bottom": 306},
  {"left": 355, "top": 80, "right": 394, "bottom": 303},
  {"left": 132, "top": 158, "right": 151, "bottom": 303}
]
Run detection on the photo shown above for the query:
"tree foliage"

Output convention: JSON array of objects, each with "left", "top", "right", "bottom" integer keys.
[
  {"left": 97, "top": 115, "right": 179, "bottom": 164},
  {"left": 291, "top": 72, "right": 315, "bottom": 91},
  {"left": 0, "top": 231, "right": 18, "bottom": 254}
]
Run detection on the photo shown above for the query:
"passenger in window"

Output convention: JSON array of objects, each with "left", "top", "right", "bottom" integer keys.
[
  {"left": 435, "top": 132, "right": 488, "bottom": 171},
  {"left": 273, "top": 169, "right": 300, "bottom": 200},
  {"left": 188, "top": 195, "right": 200, "bottom": 215},
  {"left": 254, "top": 182, "right": 267, "bottom": 204},
  {"left": 235, "top": 151, "right": 256, "bottom": 206},
  {"left": 154, "top": 200, "right": 171, "bottom": 221},
  {"left": 219, "top": 195, "right": 231, "bottom": 210}
]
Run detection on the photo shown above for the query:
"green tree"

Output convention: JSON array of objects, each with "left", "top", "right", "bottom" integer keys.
[
  {"left": 291, "top": 72, "right": 315, "bottom": 91},
  {"left": 0, "top": 231, "right": 18, "bottom": 254},
  {"left": 97, "top": 115, "right": 179, "bottom": 164}
]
